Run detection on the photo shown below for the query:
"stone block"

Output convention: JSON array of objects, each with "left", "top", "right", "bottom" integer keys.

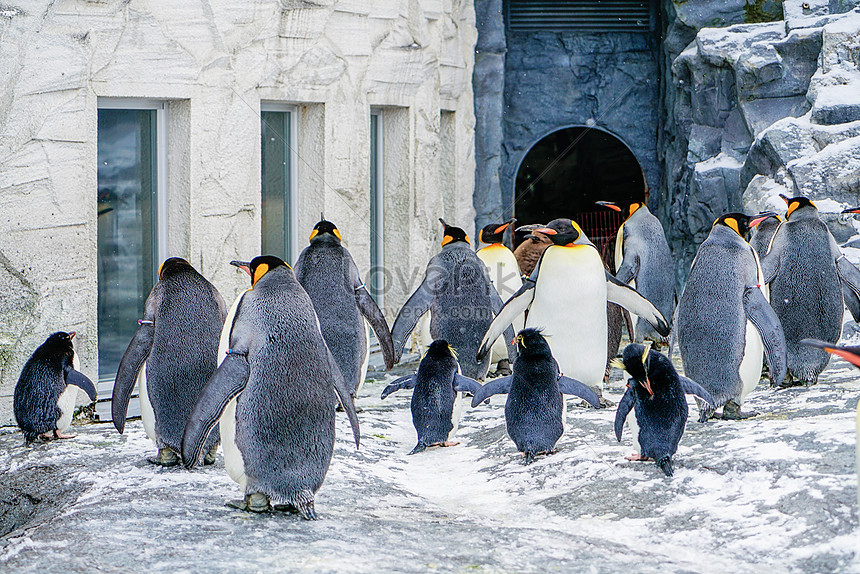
[
  {"left": 787, "top": 134, "right": 860, "bottom": 201},
  {"left": 811, "top": 84, "right": 860, "bottom": 124}
]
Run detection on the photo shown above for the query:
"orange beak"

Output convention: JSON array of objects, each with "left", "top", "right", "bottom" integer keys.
[
  {"left": 230, "top": 260, "right": 252, "bottom": 276},
  {"left": 595, "top": 201, "right": 621, "bottom": 212},
  {"left": 69, "top": 331, "right": 76, "bottom": 340},
  {"left": 749, "top": 212, "right": 777, "bottom": 227},
  {"left": 641, "top": 377, "right": 654, "bottom": 396},
  {"left": 533, "top": 227, "right": 557, "bottom": 235}
]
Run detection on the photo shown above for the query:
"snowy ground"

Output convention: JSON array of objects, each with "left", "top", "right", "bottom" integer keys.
[{"left": 1, "top": 354, "right": 859, "bottom": 573}]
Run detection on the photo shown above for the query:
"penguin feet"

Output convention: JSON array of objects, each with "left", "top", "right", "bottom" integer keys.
[
  {"left": 720, "top": 401, "right": 758, "bottom": 420},
  {"left": 203, "top": 445, "right": 218, "bottom": 466},
  {"left": 148, "top": 447, "right": 181, "bottom": 467},
  {"left": 625, "top": 453, "right": 651, "bottom": 462},
  {"left": 697, "top": 406, "right": 716, "bottom": 423},
  {"left": 52, "top": 430, "right": 77, "bottom": 439},
  {"left": 227, "top": 492, "right": 271, "bottom": 513},
  {"left": 494, "top": 360, "right": 512, "bottom": 377}
]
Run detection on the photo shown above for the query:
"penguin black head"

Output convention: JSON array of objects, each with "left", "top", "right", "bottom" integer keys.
[
  {"left": 231, "top": 256, "right": 290, "bottom": 287},
  {"left": 611, "top": 342, "right": 654, "bottom": 395},
  {"left": 713, "top": 212, "right": 776, "bottom": 238},
  {"left": 309, "top": 219, "right": 342, "bottom": 243},
  {"left": 479, "top": 219, "right": 515, "bottom": 245},
  {"left": 439, "top": 218, "right": 470, "bottom": 246},
  {"left": 426, "top": 339, "right": 458, "bottom": 360},
  {"left": 780, "top": 194, "right": 817, "bottom": 219},
  {"left": 512, "top": 328, "right": 551, "bottom": 359},
  {"left": 532, "top": 218, "right": 582, "bottom": 246},
  {"left": 158, "top": 257, "right": 191, "bottom": 279},
  {"left": 42, "top": 331, "right": 76, "bottom": 355}
]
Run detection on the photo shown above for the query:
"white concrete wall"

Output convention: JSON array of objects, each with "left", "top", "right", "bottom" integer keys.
[{"left": 0, "top": 0, "right": 477, "bottom": 425}]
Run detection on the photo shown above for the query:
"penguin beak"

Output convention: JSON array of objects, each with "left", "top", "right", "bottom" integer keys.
[
  {"left": 230, "top": 260, "right": 252, "bottom": 276},
  {"left": 494, "top": 221, "right": 512, "bottom": 234},
  {"left": 68, "top": 331, "right": 76, "bottom": 340},
  {"left": 801, "top": 339, "right": 860, "bottom": 369},
  {"left": 640, "top": 377, "right": 654, "bottom": 396},
  {"left": 841, "top": 207, "right": 860, "bottom": 215},
  {"left": 749, "top": 212, "right": 777, "bottom": 227},
  {"left": 595, "top": 201, "right": 621, "bottom": 212},
  {"left": 533, "top": 227, "right": 557, "bottom": 235},
  {"left": 779, "top": 194, "right": 791, "bottom": 206}
]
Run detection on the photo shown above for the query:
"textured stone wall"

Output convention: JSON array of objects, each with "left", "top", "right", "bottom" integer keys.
[{"left": 0, "top": 0, "right": 478, "bottom": 425}]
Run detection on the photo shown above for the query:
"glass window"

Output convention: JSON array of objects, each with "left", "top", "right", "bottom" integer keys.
[
  {"left": 261, "top": 107, "right": 296, "bottom": 263},
  {"left": 370, "top": 110, "right": 384, "bottom": 304}
]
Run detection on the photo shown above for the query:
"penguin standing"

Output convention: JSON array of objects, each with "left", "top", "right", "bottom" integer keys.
[
  {"left": 182, "top": 256, "right": 360, "bottom": 519},
  {"left": 513, "top": 225, "right": 552, "bottom": 276},
  {"left": 676, "top": 213, "right": 787, "bottom": 420},
  {"left": 477, "top": 220, "right": 523, "bottom": 375},
  {"left": 293, "top": 219, "right": 395, "bottom": 398},
  {"left": 612, "top": 343, "right": 715, "bottom": 476},
  {"left": 14, "top": 331, "right": 97, "bottom": 442},
  {"left": 748, "top": 213, "right": 781, "bottom": 260},
  {"left": 477, "top": 218, "right": 670, "bottom": 404},
  {"left": 380, "top": 339, "right": 482, "bottom": 454},
  {"left": 112, "top": 257, "right": 227, "bottom": 466},
  {"left": 470, "top": 329, "right": 600, "bottom": 464},
  {"left": 391, "top": 219, "right": 514, "bottom": 380},
  {"left": 597, "top": 201, "right": 675, "bottom": 344}
]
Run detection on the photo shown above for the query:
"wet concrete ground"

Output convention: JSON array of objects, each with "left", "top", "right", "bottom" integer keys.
[{"left": 0, "top": 356, "right": 858, "bottom": 573}]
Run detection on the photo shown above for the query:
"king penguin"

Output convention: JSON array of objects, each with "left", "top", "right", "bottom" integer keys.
[
  {"left": 676, "top": 213, "right": 787, "bottom": 420},
  {"left": 294, "top": 219, "right": 395, "bottom": 398},
  {"left": 748, "top": 213, "right": 781, "bottom": 261},
  {"left": 182, "top": 256, "right": 360, "bottom": 519},
  {"left": 477, "top": 219, "right": 523, "bottom": 375},
  {"left": 14, "top": 331, "right": 97, "bottom": 442},
  {"left": 390, "top": 219, "right": 515, "bottom": 379},
  {"left": 112, "top": 257, "right": 227, "bottom": 466},
  {"left": 470, "top": 328, "right": 600, "bottom": 464},
  {"left": 380, "top": 339, "right": 482, "bottom": 454},
  {"left": 477, "top": 218, "right": 670, "bottom": 405}
]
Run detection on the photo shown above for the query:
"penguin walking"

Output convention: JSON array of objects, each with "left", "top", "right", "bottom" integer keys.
[
  {"left": 470, "top": 329, "right": 600, "bottom": 464},
  {"left": 676, "top": 213, "right": 787, "bottom": 420},
  {"left": 380, "top": 339, "right": 482, "bottom": 454},
  {"left": 477, "top": 218, "right": 670, "bottom": 404},
  {"left": 294, "top": 219, "right": 395, "bottom": 399},
  {"left": 112, "top": 257, "right": 227, "bottom": 467},
  {"left": 391, "top": 219, "right": 515, "bottom": 380},
  {"left": 182, "top": 256, "right": 360, "bottom": 519},
  {"left": 597, "top": 201, "right": 675, "bottom": 344},
  {"left": 612, "top": 343, "right": 715, "bottom": 476},
  {"left": 761, "top": 197, "right": 860, "bottom": 385},
  {"left": 14, "top": 331, "right": 97, "bottom": 442},
  {"left": 477, "top": 219, "right": 523, "bottom": 376},
  {"left": 513, "top": 224, "right": 552, "bottom": 276}
]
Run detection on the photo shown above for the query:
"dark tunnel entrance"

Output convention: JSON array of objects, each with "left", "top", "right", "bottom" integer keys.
[{"left": 513, "top": 126, "right": 647, "bottom": 266}]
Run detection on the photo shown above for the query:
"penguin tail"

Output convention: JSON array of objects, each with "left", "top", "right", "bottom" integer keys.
[
  {"left": 408, "top": 443, "right": 426, "bottom": 455},
  {"left": 657, "top": 456, "right": 673, "bottom": 477}
]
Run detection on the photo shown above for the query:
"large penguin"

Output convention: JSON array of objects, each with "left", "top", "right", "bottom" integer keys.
[
  {"left": 391, "top": 219, "right": 515, "bottom": 380},
  {"left": 676, "top": 213, "right": 787, "bottom": 420},
  {"left": 14, "top": 331, "right": 97, "bottom": 442},
  {"left": 470, "top": 328, "right": 600, "bottom": 464},
  {"left": 477, "top": 219, "right": 523, "bottom": 375},
  {"left": 294, "top": 219, "right": 395, "bottom": 398},
  {"left": 112, "top": 257, "right": 227, "bottom": 466},
  {"left": 761, "top": 196, "right": 860, "bottom": 385},
  {"left": 597, "top": 201, "right": 675, "bottom": 344},
  {"left": 477, "top": 218, "right": 670, "bottom": 404},
  {"left": 380, "top": 339, "right": 481, "bottom": 454},
  {"left": 182, "top": 256, "right": 360, "bottom": 519}
]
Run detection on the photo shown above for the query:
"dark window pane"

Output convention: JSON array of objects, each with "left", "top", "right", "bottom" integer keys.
[
  {"left": 261, "top": 111, "right": 291, "bottom": 262},
  {"left": 369, "top": 113, "right": 382, "bottom": 302}
]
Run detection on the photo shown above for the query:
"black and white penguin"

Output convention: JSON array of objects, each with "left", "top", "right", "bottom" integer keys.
[
  {"left": 182, "top": 256, "right": 360, "bottom": 519},
  {"left": 112, "top": 257, "right": 227, "bottom": 466},
  {"left": 294, "top": 219, "right": 395, "bottom": 398},
  {"left": 13, "top": 331, "right": 97, "bottom": 442},
  {"left": 470, "top": 328, "right": 600, "bottom": 464},
  {"left": 676, "top": 213, "right": 787, "bottom": 420},
  {"left": 612, "top": 343, "right": 715, "bottom": 476},
  {"left": 477, "top": 218, "right": 670, "bottom": 404},
  {"left": 597, "top": 201, "right": 675, "bottom": 343},
  {"left": 380, "top": 339, "right": 481, "bottom": 454},
  {"left": 390, "top": 219, "right": 515, "bottom": 380}
]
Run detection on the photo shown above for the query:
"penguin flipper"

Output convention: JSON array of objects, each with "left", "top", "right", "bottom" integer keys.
[
  {"left": 678, "top": 375, "right": 716, "bottom": 408},
  {"left": 490, "top": 288, "right": 518, "bottom": 362},
  {"left": 112, "top": 321, "right": 155, "bottom": 434},
  {"left": 391, "top": 268, "right": 444, "bottom": 363},
  {"left": 842, "top": 282, "right": 860, "bottom": 323},
  {"left": 557, "top": 376, "right": 600, "bottom": 407},
  {"left": 355, "top": 285, "right": 396, "bottom": 370},
  {"left": 477, "top": 280, "right": 535, "bottom": 362},
  {"left": 470, "top": 376, "right": 513, "bottom": 407},
  {"left": 743, "top": 286, "right": 787, "bottom": 387},
  {"left": 615, "top": 254, "right": 640, "bottom": 285},
  {"left": 380, "top": 375, "right": 416, "bottom": 399},
  {"left": 453, "top": 374, "right": 482, "bottom": 395},
  {"left": 836, "top": 256, "right": 860, "bottom": 321},
  {"left": 605, "top": 272, "right": 670, "bottom": 337},
  {"left": 614, "top": 388, "right": 635, "bottom": 442},
  {"left": 65, "top": 369, "right": 97, "bottom": 402}
]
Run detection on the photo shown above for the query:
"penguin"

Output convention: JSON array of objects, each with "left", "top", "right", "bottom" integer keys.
[
  {"left": 469, "top": 328, "right": 600, "bottom": 464},
  {"left": 390, "top": 219, "right": 515, "bottom": 380},
  {"left": 477, "top": 219, "right": 523, "bottom": 376},
  {"left": 513, "top": 224, "right": 553, "bottom": 276},
  {"left": 182, "top": 256, "right": 360, "bottom": 519},
  {"left": 596, "top": 201, "right": 675, "bottom": 344},
  {"left": 380, "top": 339, "right": 482, "bottom": 455},
  {"left": 611, "top": 343, "right": 715, "bottom": 476},
  {"left": 748, "top": 213, "right": 781, "bottom": 261},
  {"left": 837, "top": 207, "right": 860, "bottom": 323},
  {"left": 676, "top": 213, "right": 787, "bottom": 421},
  {"left": 13, "top": 331, "right": 97, "bottom": 442},
  {"left": 477, "top": 218, "right": 670, "bottom": 404},
  {"left": 112, "top": 257, "right": 227, "bottom": 467},
  {"left": 760, "top": 196, "right": 860, "bottom": 386},
  {"left": 293, "top": 219, "right": 395, "bottom": 398}
]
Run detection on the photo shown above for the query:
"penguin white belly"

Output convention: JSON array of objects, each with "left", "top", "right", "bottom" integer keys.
[
  {"left": 625, "top": 409, "right": 641, "bottom": 454},
  {"left": 479, "top": 246, "right": 525, "bottom": 363},
  {"left": 412, "top": 313, "right": 432, "bottom": 355},
  {"left": 357, "top": 323, "right": 371, "bottom": 395},
  {"left": 526, "top": 246, "right": 608, "bottom": 388},
  {"left": 217, "top": 290, "right": 249, "bottom": 488},
  {"left": 56, "top": 385, "right": 78, "bottom": 433},
  {"left": 614, "top": 224, "right": 640, "bottom": 340},
  {"left": 449, "top": 391, "right": 464, "bottom": 440},
  {"left": 738, "top": 319, "right": 764, "bottom": 405},
  {"left": 137, "top": 365, "right": 157, "bottom": 443}
]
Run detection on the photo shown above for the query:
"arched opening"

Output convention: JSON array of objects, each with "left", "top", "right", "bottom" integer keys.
[{"left": 513, "top": 126, "right": 647, "bottom": 266}]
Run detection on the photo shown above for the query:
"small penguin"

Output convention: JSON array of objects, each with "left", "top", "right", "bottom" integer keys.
[
  {"left": 14, "top": 331, "right": 97, "bottom": 442},
  {"left": 380, "top": 339, "right": 481, "bottom": 455},
  {"left": 477, "top": 219, "right": 523, "bottom": 375},
  {"left": 597, "top": 201, "right": 675, "bottom": 344},
  {"left": 391, "top": 219, "right": 515, "bottom": 380},
  {"left": 513, "top": 224, "right": 553, "bottom": 276},
  {"left": 470, "top": 328, "right": 600, "bottom": 464},
  {"left": 112, "top": 257, "right": 227, "bottom": 466},
  {"left": 612, "top": 343, "right": 715, "bottom": 476},
  {"left": 477, "top": 218, "right": 670, "bottom": 403},
  {"left": 294, "top": 219, "right": 395, "bottom": 398},
  {"left": 676, "top": 213, "right": 787, "bottom": 420},
  {"left": 182, "top": 256, "right": 360, "bottom": 519},
  {"left": 748, "top": 213, "right": 781, "bottom": 260}
]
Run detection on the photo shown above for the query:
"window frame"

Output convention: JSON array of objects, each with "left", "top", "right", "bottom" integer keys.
[
  {"left": 260, "top": 102, "right": 299, "bottom": 264},
  {"left": 369, "top": 109, "right": 385, "bottom": 306}
]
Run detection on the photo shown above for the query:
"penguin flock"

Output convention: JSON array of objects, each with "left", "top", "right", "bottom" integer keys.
[{"left": 11, "top": 195, "right": 860, "bottom": 515}]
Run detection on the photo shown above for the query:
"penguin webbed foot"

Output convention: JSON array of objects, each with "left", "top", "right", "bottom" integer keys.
[
  {"left": 657, "top": 456, "right": 674, "bottom": 477},
  {"left": 697, "top": 405, "right": 716, "bottom": 423},
  {"left": 625, "top": 453, "right": 651, "bottom": 461},
  {"left": 720, "top": 401, "right": 758, "bottom": 420},
  {"left": 227, "top": 492, "right": 271, "bottom": 513},
  {"left": 53, "top": 430, "right": 77, "bottom": 439},
  {"left": 148, "top": 447, "right": 181, "bottom": 467},
  {"left": 203, "top": 445, "right": 218, "bottom": 466},
  {"left": 493, "top": 360, "right": 512, "bottom": 377}
]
